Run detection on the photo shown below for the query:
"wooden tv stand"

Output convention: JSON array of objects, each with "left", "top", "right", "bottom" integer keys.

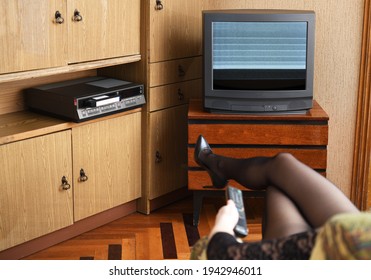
[{"left": 187, "top": 99, "right": 329, "bottom": 226}]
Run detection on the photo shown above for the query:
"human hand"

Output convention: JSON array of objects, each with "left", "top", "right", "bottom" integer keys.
[{"left": 209, "top": 200, "right": 239, "bottom": 239}]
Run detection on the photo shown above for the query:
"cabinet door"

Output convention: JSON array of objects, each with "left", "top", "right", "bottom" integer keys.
[
  {"left": 0, "top": 131, "right": 73, "bottom": 251},
  {"left": 67, "top": 0, "right": 140, "bottom": 63},
  {"left": 148, "top": 105, "right": 188, "bottom": 199},
  {"left": 148, "top": 0, "right": 203, "bottom": 62},
  {"left": 73, "top": 113, "right": 141, "bottom": 221},
  {"left": 0, "top": 0, "right": 67, "bottom": 74}
]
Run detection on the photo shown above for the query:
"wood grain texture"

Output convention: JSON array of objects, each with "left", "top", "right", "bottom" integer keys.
[
  {"left": 149, "top": 79, "right": 202, "bottom": 112},
  {"left": 20, "top": 196, "right": 264, "bottom": 260},
  {"left": 189, "top": 123, "right": 328, "bottom": 146},
  {"left": 149, "top": 57, "right": 202, "bottom": 87},
  {"left": 351, "top": 0, "right": 371, "bottom": 211},
  {"left": 67, "top": 0, "right": 140, "bottom": 63},
  {"left": 188, "top": 147, "right": 327, "bottom": 169},
  {"left": 0, "top": 70, "right": 96, "bottom": 115},
  {"left": 188, "top": 171, "right": 326, "bottom": 191},
  {"left": 146, "top": 105, "right": 188, "bottom": 200},
  {"left": 0, "top": 130, "right": 73, "bottom": 251},
  {"left": 72, "top": 113, "right": 142, "bottom": 221},
  {"left": 0, "top": 0, "right": 67, "bottom": 74},
  {"left": 148, "top": 0, "right": 203, "bottom": 62},
  {"left": 0, "top": 200, "right": 137, "bottom": 259},
  {"left": 187, "top": 99, "right": 328, "bottom": 191},
  {"left": 0, "top": 108, "right": 142, "bottom": 146}
]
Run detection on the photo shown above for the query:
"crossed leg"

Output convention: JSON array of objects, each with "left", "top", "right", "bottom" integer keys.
[
  {"left": 200, "top": 151, "right": 359, "bottom": 231},
  {"left": 263, "top": 186, "right": 312, "bottom": 239}
]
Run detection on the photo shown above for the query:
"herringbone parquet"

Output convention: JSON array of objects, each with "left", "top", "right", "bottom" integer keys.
[{"left": 22, "top": 195, "right": 264, "bottom": 260}]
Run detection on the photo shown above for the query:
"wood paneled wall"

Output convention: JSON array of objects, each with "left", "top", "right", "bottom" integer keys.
[{"left": 205, "top": 0, "right": 364, "bottom": 196}]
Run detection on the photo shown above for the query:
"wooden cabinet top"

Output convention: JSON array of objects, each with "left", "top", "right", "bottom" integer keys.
[
  {"left": 188, "top": 99, "right": 329, "bottom": 122},
  {"left": 0, "top": 108, "right": 141, "bottom": 146}
]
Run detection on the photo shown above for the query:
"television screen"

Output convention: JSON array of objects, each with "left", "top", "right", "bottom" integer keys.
[
  {"left": 203, "top": 10, "right": 315, "bottom": 114},
  {"left": 212, "top": 22, "right": 308, "bottom": 91}
]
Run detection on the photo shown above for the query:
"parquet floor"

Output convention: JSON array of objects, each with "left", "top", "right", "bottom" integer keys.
[{"left": 22, "top": 195, "right": 264, "bottom": 260}]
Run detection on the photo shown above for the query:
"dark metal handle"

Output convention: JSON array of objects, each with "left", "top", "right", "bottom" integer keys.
[
  {"left": 61, "top": 176, "right": 71, "bottom": 190},
  {"left": 155, "top": 151, "right": 162, "bottom": 163},
  {"left": 79, "top": 168, "right": 88, "bottom": 182},
  {"left": 55, "top": 11, "right": 64, "bottom": 24},
  {"left": 178, "top": 65, "right": 186, "bottom": 77},
  {"left": 73, "top": 9, "right": 83, "bottom": 22},
  {"left": 155, "top": 0, "right": 164, "bottom": 10},
  {"left": 178, "top": 88, "right": 184, "bottom": 100}
]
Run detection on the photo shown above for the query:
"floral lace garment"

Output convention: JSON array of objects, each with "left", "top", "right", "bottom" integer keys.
[{"left": 206, "top": 230, "right": 317, "bottom": 260}]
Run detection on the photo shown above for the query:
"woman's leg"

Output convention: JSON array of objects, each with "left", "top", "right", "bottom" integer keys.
[
  {"left": 263, "top": 186, "right": 312, "bottom": 239},
  {"left": 196, "top": 136, "right": 359, "bottom": 228}
]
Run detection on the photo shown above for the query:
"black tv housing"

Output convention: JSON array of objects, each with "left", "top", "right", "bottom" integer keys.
[{"left": 203, "top": 9, "right": 315, "bottom": 114}]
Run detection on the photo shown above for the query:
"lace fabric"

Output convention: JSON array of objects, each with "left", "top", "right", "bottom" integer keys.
[{"left": 207, "top": 230, "right": 317, "bottom": 260}]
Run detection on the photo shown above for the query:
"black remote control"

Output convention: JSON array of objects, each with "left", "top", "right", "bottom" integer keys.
[{"left": 226, "top": 186, "right": 248, "bottom": 238}]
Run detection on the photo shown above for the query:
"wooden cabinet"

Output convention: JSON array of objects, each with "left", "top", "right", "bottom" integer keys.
[
  {"left": 0, "top": 130, "right": 73, "bottom": 251},
  {"left": 138, "top": 0, "right": 203, "bottom": 213},
  {"left": 0, "top": 0, "right": 140, "bottom": 75},
  {"left": 0, "top": 0, "right": 142, "bottom": 257},
  {"left": 148, "top": 0, "right": 203, "bottom": 62},
  {"left": 147, "top": 105, "right": 188, "bottom": 200},
  {"left": 68, "top": 0, "right": 140, "bottom": 63},
  {"left": 101, "top": 0, "right": 204, "bottom": 213},
  {"left": 72, "top": 113, "right": 142, "bottom": 221},
  {"left": 0, "top": 0, "right": 67, "bottom": 74},
  {"left": 188, "top": 99, "right": 329, "bottom": 225},
  {"left": 0, "top": 110, "right": 141, "bottom": 252}
]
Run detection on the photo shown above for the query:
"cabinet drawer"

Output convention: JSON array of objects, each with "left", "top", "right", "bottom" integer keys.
[
  {"left": 149, "top": 79, "right": 202, "bottom": 112},
  {"left": 188, "top": 147, "right": 327, "bottom": 170},
  {"left": 188, "top": 123, "right": 328, "bottom": 146},
  {"left": 149, "top": 56, "right": 202, "bottom": 87}
]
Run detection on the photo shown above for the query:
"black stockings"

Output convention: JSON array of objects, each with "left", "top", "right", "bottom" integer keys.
[{"left": 202, "top": 152, "right": 359, "bottom": 239}]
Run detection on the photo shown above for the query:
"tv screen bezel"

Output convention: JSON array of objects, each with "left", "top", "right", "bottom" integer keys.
[{"left": 203, "top": 9, "right": 315, "bottom": 112}]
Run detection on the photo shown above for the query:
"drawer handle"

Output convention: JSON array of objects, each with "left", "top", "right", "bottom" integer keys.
[
  {"left": 155, "top": 151, "right": 162, "bottom": 163},
  {"left": 61, "top": 176, "right": 71, "bottom": 190},
  {"left": 178, "top": 88, "right": 184, "bottom": 100},
  {"left": 73, "top": 9, "right": 83, "bottom": 22},
  {"left": 155, "top": 0, "right": 164, "bottom": 10},
  {"left": 178, "top": 65, "right": 186, "bottom": 77},
  {"left": 79, "top": 168, "right": 88, "bottom": 182},
  {"left": 54, "top": 11, "right": 65, "bottom": 24}
]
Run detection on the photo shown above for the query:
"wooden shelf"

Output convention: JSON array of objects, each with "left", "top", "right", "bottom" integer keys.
[
  {"left": 0, "top": 55, "right": 141, "bottom": 84},
  {"left": 0, "top": 108, "right": 142, "bottom": 145}
]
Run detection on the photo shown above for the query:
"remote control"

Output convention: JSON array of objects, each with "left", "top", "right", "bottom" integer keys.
[{"left": 226, "top": 186, "right": 249, "bottom": 238}]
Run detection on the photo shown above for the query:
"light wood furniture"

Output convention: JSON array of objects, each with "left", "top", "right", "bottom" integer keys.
[
  {"left": 139, "top": 0, "right": 203, "bottom": 213},
  {"left": 72, "top": 114, "right": 142, "bottom": 221},
  {"left": 67, "top": 0, "right": 140, "bottom": 64},
  {"left": 0, "top": 0, "right": 140, "bottom": 78},
  {"left": 188, "top": 99, "right": 329, "bottom": 225},
  {"left": 0, "top": 0, "right": 67, "bottom": 74},
  {"left": 0, "top": 0, "right": 142, "bottom": 258},
  {"left": 0, "top": 130, "right": 73, "bottom": 251},
  {"left": 0, "top": 110, "right": 142, "bottom": 252},
  {"left": 102, "top": 0, "right": 204, "bottom": 213}
]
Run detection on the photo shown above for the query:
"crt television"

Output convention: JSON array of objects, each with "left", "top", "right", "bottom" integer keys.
[{"left": 203, "top": 9, "right": 315, "bottom": 114}]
